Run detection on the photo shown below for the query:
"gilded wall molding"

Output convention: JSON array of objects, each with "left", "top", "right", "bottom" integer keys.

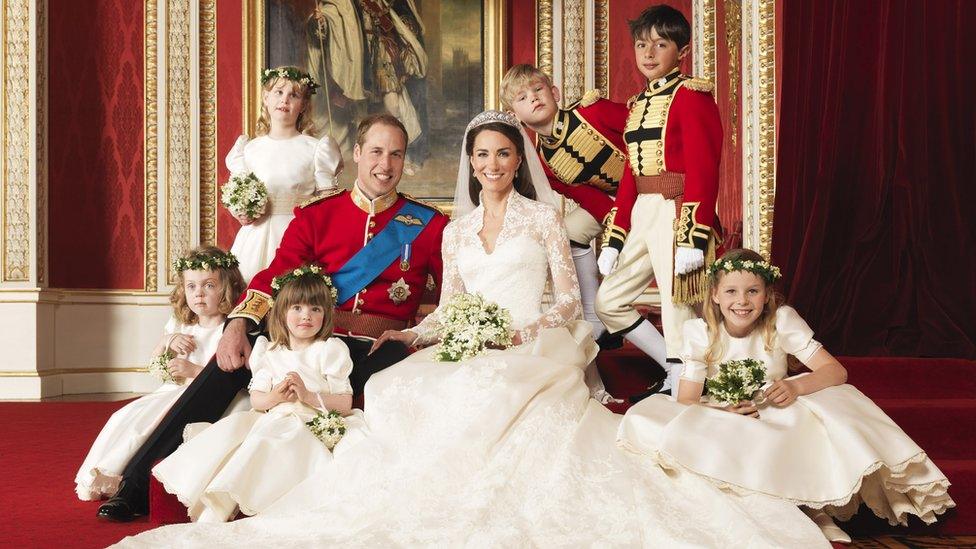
[
  {"left": 242, "top": 1, "right": 264, "bottom": 136},
  {"left": 724, "top": 0, "right": 741, "bottom": 147},
  {"left": 483, "top": 0, "right": 507, "bottom": 109},
  {"left": 536, "top": 0, "right": 553, "bottom": 79},
  {"left": 741, "top": 0, "right": 776, "bottom": 258},
  {"left": 2, "top": 0, "right": 32, "bottom": 282},
  {"left": 35, "top": 0, "right": 48, "bottom": 285},
  {"left": 593, "top": 0, "right": 608, "bottom": 97},
  {"left": 144, "top": 0, "right": 159, "bottom": 291},
  {"left": 692, "top": 0, "right": 716, "bottom": 83},
  {"left": 561, "top": 0, "right": 585, "bottom": 103},
  {"left": 199, "top": 0, "right": 217, "bottom": 245},
  {"left": 166, "top": 0, "right": 193, "bottom": 286}
]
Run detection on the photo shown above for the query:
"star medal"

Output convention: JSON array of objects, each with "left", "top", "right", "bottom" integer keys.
[
  {"left": 388, "top": 277, "right": 411, "bottom": 305},
  {"left": 399, "top": 243, "right": 412, "bottom": 271}
]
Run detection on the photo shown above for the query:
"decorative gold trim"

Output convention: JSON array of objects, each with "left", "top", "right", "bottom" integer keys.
[
  {"left": 483, "top": 0, "right": 506, "bottom": 110},
  {"left": 594, "top": 0, "right": 609, "bottom": 98},
  {"left": 0, "top": 367, "right": 150, "bottom": 378},
  {"left": 144, "top": 0, "right": 159, "bottom": 291},
  {"left": 561, "top": 0, "right": 585, "bottom": 104},
  {"left": 2, "top": 0, "right": 31, "bottom": 282},
  {"left": 757, "top": 0, "right": 776, "bottom": 259},
  {"left": 166, "top": 0, "right": 192, "bottom": 286},
  {"left": 35, "top": 0, "right": 47, "bottom": 286},
  {"left": 242, "top": 0, "right": 265, "bottom": 136},
  {"left": 724, "top": 0, "right": 741, "bottom": 147},
  {"left": 537, "top": 0, "right": 553, "bottom": 79},
  {"left": 199, "top": 0, "right": 217, "bottom": 245},
  {"left": 694, "top": 0, "right": 717, "bottom": 83},
  {"left": 741, "top": 0, "right": 776, "bottom": 259}
]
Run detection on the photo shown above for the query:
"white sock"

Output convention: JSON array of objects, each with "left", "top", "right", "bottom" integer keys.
[
  {"left": 571, "top": 246, "right": 606, "bottom": 339},
  {"left": 623, "top": 320, "right": 669, "bottom": 370}
]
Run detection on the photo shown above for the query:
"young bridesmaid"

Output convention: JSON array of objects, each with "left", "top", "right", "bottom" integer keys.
[
  {"left": 618, "top": 249, "right": 954, "bottom": 542},
  {"left": 151, "top": 265, "right": 358, "bottom": 522},
  {"left": 75, "top": 246, "right": 247, "bottom": 500},
  {"left": 226, "top": 66, "right": 343, "bottom": 282}
]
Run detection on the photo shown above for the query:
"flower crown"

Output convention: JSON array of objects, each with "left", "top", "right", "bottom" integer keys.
[
  {"left": 466, "top": 110, "right": 520, "bottom": 132},
  {"left": 270, "top": 264, "right": 338, "bottom": 301},
  {"left": 708, "top": 257, "right": 782, "bottom": 284},
  {"left": 173, "top": 250, "right": 239, "bottom": 273},
  {"left": 261, "top": 67, "right": 320, "bottom": 95}
]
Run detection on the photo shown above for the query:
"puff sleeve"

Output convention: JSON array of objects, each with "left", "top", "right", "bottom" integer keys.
[
  {"left": 678, "top": 318, "right": 711, "bottom": 383},
  {"left": 225, "top": 135, "right": 249, "bottom": 175},
  {"left": 246, "top": 336, "right": 273, "bottom": 392},
  {"left": 317, "top": 338, "right": 354, "bottom": 395},
  {"left": 313, "top": 135, "right": 342, "bottom": 192},
  {"left": 775, "top": 306, "right": 823, "bottom": 364}
]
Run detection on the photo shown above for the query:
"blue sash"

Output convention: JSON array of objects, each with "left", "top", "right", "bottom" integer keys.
[{"left": 331, "top": 201, "right": 435, "bottom": 305}]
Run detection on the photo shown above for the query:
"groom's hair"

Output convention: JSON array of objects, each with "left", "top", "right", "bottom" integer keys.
[
  {"left": 464, "top": 122, "right": 537, "bottom": 206},
  {"left": 356, "top": 113, "right": 408, "bottom": 147}
]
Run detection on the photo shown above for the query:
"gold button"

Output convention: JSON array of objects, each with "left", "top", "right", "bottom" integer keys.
[
  {"left": 367, "top": 233, "right": 374, "bottom": 240},
  {"left": 368, "top": 221, "right": 376, "bottom": 228}
]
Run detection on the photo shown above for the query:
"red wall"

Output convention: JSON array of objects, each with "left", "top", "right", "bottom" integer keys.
[
  {"left": 216, "top": 0, "right": 244, "bottom": 251},
  {"left": 48, "top": 0, "right": 145, "bottom": 289},
  {"left": 507, "top": 0, "right": 536, "bottom": 68}
]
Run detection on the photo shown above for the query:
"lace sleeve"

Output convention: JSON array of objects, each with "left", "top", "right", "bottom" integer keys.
[
  {"left": 515, "top": 205, "right": 582, "bottom": 343},
  {"left": 406, "top": 223, "right": 466, "bottom": 345}
]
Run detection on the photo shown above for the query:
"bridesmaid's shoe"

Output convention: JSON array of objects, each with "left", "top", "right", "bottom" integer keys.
[{"left": 97, "top": 480, "right": 148, "bottom": 522}]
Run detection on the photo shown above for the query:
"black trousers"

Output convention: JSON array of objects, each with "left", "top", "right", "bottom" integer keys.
[{"left": 120, "top": 333, "right": 409, "bottom": 490}]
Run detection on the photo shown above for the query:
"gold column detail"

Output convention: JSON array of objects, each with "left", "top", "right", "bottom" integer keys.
[
  {"left": 693, "top": 0, "right": 716, "bottom": 83},
  {"left": 2, "top": 0, "right": 31, "bottom": 282},
  {"left": 144, "top": 0, "right": 159, "bottom": 291},
  {"left": 594, "top": 0, "right": 608, "bottom": 97},
  {"left": 536, "top": 0, "right": 553, "bottom": 79},
  {"left": 483, "top": 0, "right": 506, "bottom": 110},
  {"left": 35, "top": 0, "right": 48, "bottom": 285},
  {"left": 166, "top": 0, "right": 192, "bottom": 285},
  {"left": 242, "top": 1, "right": 265, "bottom": 136},
  {"left": 741, "top": 0, "right": 776, "bottom": 259},
  {"left": 724, "top": 0, "right": 741, "bottom": 147},
  {"left": 561, "top": 0, "right": 585, "bottom": 103},
  {"left": 199, "top": 0, "right": 217, "bottom": 245}
]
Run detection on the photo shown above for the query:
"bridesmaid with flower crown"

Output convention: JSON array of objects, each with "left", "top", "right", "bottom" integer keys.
[{"left": 226, "top": 66, "right": 343, "bottom": 282}]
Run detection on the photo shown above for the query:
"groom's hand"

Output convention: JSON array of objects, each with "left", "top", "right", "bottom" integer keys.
[
  {"left": 369, "top": 330, "right": 419, "bottom": 355},
  {"left": 216, "top": 318, "right": 252, "bottom": 372}
]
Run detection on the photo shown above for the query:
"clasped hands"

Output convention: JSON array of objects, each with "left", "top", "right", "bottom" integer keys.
[
  {"left": 720, "top": 379, "right": 800, "bottom": 419},
  {"left": 269, "top": 372, "right": 312, "bottom": 406}
]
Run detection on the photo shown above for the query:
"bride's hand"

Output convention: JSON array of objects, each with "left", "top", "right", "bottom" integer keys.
[
  {"left": 369, "top": 330, "right": 419, "bottom": 355},
  {"left": 233, "top": 212, "right": 254, "bottom": 226},
  {"left": 720, "top": 401, "right": 759, "bottom": 418}
]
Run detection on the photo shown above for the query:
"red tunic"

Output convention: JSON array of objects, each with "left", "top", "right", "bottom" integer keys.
[{"left": 230, "top": 186, "right": 448, "bottom": 335}]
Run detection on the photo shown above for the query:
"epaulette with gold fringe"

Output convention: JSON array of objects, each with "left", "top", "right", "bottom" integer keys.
[
  {"left": 400, "top": 192, "right": 447, "bottom": 216},
  {"left": 299, "top": 188, "right": 344, "bottom": 208},
  {"left": 579, "top": 89, "right": 602, "bottom": 107},
  {"left": 680, "top": 77, "right": 714, "bottom": 93}
]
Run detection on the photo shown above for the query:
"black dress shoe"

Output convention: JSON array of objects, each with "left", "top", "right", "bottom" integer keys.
[
  {"left": 97, "top": 480, "right": 148, "bottom": 522},
  {"left": 628, "top": 379, "right": 667, "bottom": 404},
  {"left": 595, "top": 331, "right": 625, "bottom": 350}
]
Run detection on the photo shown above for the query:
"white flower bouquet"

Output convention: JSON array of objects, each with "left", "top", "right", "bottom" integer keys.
[
  {"left": 435, "top": 292, "right": 513, "bottom": 362},
  {"left": 147, "top": 351, "right": 176, "bottom": 384},
  {"left": 705, "top": 358, "right": 767, "bottom": 406},
  {"left": 306, "top": 410, "right": 347, "bottom": 450},
  {"left": 221, "top": 172, "right": 268, "bottom": 220}
]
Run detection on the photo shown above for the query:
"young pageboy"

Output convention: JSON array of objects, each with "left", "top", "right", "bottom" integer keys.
[
  {"left": 595, "top": 5, "right": 723, "bottom": 399},
  {"left": 502, "top": 64, "right": 636, "bottom": 343}
]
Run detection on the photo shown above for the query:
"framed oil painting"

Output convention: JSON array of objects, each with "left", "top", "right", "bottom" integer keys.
[{"left": 253, "top": 0, "right": 505, "bottom": 200}]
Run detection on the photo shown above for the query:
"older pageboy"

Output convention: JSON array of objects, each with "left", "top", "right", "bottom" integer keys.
[
  {"left": 595, "top": 5, "right": 723, "bottom": 399},
  {"left": 502, "top": 64, "right": 638, "bottom": 345}
]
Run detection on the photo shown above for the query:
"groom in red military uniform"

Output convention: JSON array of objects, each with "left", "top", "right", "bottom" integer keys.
[{"left": 98, "top": 114, "right": 448, "bottom": 522}]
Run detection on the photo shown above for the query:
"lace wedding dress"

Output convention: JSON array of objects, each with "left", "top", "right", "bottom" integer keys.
[{"left": 115, "top": 191, "right": 827, "bottom": 548}]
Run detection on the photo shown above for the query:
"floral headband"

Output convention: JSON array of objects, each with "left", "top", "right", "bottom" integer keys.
[
  {"left": 270, "top": 264, "right": 338, "bottom": 301},
  {"left": 466, "top": 110, "right": 520, "bottom": 132},
  {"left": 261, "top": 67, "right": 320, "bottom": 95},
  {"left": 708, "top": 257, "right": 782, "bottom": 284},
  {"left": 173, "top": 250, "right": 239, "bottom": 273}
]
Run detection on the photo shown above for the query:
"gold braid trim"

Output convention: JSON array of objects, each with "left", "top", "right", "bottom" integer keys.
[
  {"left": 601, "top": 207, "right": 628, "bottom": 251},
  {"left": 229, "top": 289, "right": 273, "bottom": 323},
  {"left": 580, "top": 88, "right": 602, "bottom": 107},
  {"left": 673, "top": 232, "right": 718, "bottom": 305},
  {"left": 300, "top": 188, "right": 343, "bottom": 208},
  {"left": 680, "top": 77, "right": 714, "bottom": 93}
]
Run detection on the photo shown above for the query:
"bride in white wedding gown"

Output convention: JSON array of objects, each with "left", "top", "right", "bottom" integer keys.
[{"left": 115, "top": 112, "right": 827, "bottom": 548}]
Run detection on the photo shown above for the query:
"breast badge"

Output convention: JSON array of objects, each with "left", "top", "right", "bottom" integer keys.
[{"left": 388, "top": 277, "right": 411, "bottom": 305}]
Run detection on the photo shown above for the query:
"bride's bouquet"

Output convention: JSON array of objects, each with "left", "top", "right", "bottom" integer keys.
[
  {"left": 221, "top": 172, "right": 268, "bottom": 220},
  {"left": 147, "top": 351, "right": 176, "bottom": 384},
  {"left": 306, "top": 410, "right": 346, "bottom": 450},
  {"left": 705, "top": 358, "right": 767, "bottom": 406},
  {"left": 435, "top": 292, "right": 513, "bottom": 362}
]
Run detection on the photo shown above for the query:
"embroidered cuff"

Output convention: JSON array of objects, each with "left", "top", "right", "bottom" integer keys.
[
  {"left": 601, "top": 208, "right": 628, "bottom": 251},
  {"left": 229, "top": 289, "right": 273, "bottom": 324},
  {"left": 674, "top": 202, "right": 711, "bottom": 252}
]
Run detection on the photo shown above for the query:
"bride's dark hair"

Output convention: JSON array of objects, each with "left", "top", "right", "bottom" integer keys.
[{"left": 465, "top": 122, "right": 537, "bottom": 206}]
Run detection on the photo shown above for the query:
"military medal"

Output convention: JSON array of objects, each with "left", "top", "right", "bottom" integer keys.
[
  {"left": 388, "top": 277, "right": 411, "bottom": 305},
  {"left": 399, "top": 243, "right": 412, "bottom": 271}
]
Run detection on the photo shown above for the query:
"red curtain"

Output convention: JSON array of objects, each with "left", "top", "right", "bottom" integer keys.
[{"left": 774, "top": 0, "right": 976, "bottom": 358}]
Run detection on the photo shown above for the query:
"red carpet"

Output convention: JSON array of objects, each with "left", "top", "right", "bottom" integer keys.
[{"left": 2, "top": 354, "right": 972, "bottom": 547}]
